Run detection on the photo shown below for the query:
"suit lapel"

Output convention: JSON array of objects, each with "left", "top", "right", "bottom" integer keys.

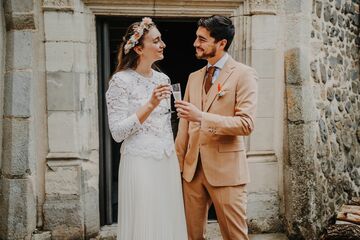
[
  {"left": 193, "top": 66, "right": 206, "bottom": 111},
  {"left": 203, "top": 57, "right": 235, "bottom": 112}
]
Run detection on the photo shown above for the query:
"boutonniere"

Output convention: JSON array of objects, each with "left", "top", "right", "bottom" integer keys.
[{"left": 217, "top": 83, "right": 225, "bottom": 97}]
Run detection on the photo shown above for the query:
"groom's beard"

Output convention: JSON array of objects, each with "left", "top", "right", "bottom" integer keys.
[{"left": 195, "top": 45, "right": 217, "bottom": 60}]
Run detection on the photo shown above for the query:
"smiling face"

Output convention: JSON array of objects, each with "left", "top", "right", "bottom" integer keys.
[
  {"left": 136, "top": 27, "right": 166, "bottom": 63},
  {"left": 193, "top": 26, "right": 226, "bottom": 61}
]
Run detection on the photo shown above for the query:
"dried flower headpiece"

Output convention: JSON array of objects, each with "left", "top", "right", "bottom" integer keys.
[{"left": 124, "top": 17, "right": 154, "bottom": 55}]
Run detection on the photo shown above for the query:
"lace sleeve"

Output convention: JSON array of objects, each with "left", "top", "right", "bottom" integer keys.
[{"left": 106, "top": 74, "right": 141, "bottom": 142}]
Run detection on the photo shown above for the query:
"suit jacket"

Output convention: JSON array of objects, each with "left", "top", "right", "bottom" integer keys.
[{"left": 175, "top": 56, "right": 258, "bottom": 187}]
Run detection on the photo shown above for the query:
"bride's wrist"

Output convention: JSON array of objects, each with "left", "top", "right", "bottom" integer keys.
[{"left": 146, "top": 101, "right": 156, "bottom": 111}]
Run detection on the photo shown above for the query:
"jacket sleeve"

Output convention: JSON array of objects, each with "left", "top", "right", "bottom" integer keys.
[
  {"left": 201, "top": 68, "right": 258, "bottom": 136},
  {"left": 106, "top": 74, "right": 141, "bottom": 143},
  {"left": 175, "top": 79, "right": 190, "bottom": 172}
]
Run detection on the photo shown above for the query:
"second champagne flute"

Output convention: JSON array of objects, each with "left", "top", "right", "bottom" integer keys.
[{"left": 171, "top": 83, "right": 182, "bottom": 101}]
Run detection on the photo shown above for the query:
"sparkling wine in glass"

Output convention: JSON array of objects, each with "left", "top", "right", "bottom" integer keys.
[
  {"left": 162, "top": 78, "right": 174, "bottom": 115},
  {"left": 172, "top": 83, "right": 182, "bottom": 101}
]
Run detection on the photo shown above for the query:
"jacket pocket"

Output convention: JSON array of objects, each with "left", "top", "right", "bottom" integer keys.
[{"left": 218, "top": 142, "right": 245, "bottom": 152}]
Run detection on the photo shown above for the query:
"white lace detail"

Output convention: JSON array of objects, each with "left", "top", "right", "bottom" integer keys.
[{"left": 106, "top": 69, "right": 175, "bottom": 160}]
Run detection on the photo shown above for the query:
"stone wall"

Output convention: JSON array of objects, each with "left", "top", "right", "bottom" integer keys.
[
  {"left": 42, "top": 0, "right": 100, "bottom": 238},
  {"left": 0, "top": 0, "right": 42, "bottom": 238},
  {"left": 284, "top": 0, "right": 360, "bottom": 239},
  {"left": 311, "top": 0, "right": 360, "bottom": 233}
]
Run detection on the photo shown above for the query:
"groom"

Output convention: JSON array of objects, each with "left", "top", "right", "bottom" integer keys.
[{"left": 175, "top": 15, "right": 258, "bottom": 240}]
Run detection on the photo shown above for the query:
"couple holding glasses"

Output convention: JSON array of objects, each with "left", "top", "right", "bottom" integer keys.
[{"left": 106, "top": 15, "right": 258, "bottom": 240}]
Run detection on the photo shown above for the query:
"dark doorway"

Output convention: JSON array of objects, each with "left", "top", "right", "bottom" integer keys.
[{"left": 97, "top": 16, "right": 216, "bottom": 226}]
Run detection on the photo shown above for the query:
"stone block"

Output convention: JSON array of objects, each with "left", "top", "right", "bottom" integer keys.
[
  {"left": 284, "top": 48, "right": 310, "bottom": 85},
  {"left": 248, "top": 161, "right": 278, "bottom": 193},
  {"left": 44, "top": 12, "right": 73, "bottom": 41},
  {"left": 45, "top": 164, "right": 81, "bottom": 196},
  {"left": 6, "top": 31, "right": 33, "bottom": 70},
  {"left": 44, "top": 11, "right": 90, "bottom": 41},
  {"left": 82, "top": 162, "right": 100, "bottom": 237},
  {"left": 47, "top": 72, "right": 79, "bottom": 111},
  {"left": 43, "top": 198, "right": 84, "bottom": 239},
  {"left": 284, "top": 0, "right": 311, "bottom": 14},
  {"left": 251, "top": 49, "right": 276, "bottom": 79},
  {"left": 2, "top": 118, "right": 30, "bottom": 176},
  {"left": 256, "top": 78, "right": 275, "bottom": 118},
  {"left": 32, "top": 231, "right": 52, "bottom": 240},
  {"left": 249, "top": 117, "right": 274, "bottom": 151},
  {"left": 4, "top": 0, "right": 33, "bottom": 13},
  {"left": 5, "top": 13, "right": 36, "bottom": 30},
  {"left": 0, "top": 178, "right": 36, "bottom": 239},
  {"left": 251, "top": 15, "right": 278, "bottom": 50},
  {"left": 248, "top": 192, "right": 282, "bottom": 232},
  {"left": 285, "top": 15, "right": 311, "bottom": 49},
  {"left": 83, "top": 190, "right": 100, "bottom": 237},
  {"left": 42, "top": 0, "right": 74, "bottom": 11},
  {"left": 4, "top": 71, "right": 31, "bottom": 117},
  {"left": 45, "top": 42, "right": 74, "bottom": 72},
  {"left": 249, "top": 233, "right": 288, "bottom": 240},
  {"left": 286, "top": 85, "right": 318, "bottom": 122},
  {"left": 74, "top": 43, "right": 89, "bottom": 72},
  {"left": 287, "top": 122, "right": 317, "bottom": 167},
  {"left": 48, "top": 111, "right": 79, "bottom": 153}
]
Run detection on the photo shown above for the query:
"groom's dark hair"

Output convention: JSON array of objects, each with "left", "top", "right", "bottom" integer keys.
[{"left": 198, "top": 15, "right": 235, "bottom": 51}]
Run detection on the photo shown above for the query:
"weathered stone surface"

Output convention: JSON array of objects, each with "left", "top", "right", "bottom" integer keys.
[
  {"left": 286, "top": 85, "right": 318, "bottom": 122},
  {"left": 47, "top": 72, "right": 79, "bottom": 111},
  {"left": 2, "top": 118, "right": 30, "bottom": 176},
  {"left": 82, "top": 162, "right": 100, "bottom": 237},
  {"left": 316, "top": 1, "right": 322, "bottom": 18},
  {"left": 285, "top": 48, "right": 311, "bottom": 85},
  {"left": 6, "top": 31, "right": 33, "bottom": 70},
  {"left": 48, "top": 111, "right": 79, "bottom": 152},
  {"left": 0, "top": 178, "right": 36, "bottom": 239},
  {"left": 319, "top": 119, "right": 328, "bottom": 143},
  {"left": 320, "top": 63, "right": 327, "bottom": 83},
  {"left": 45, "top": 42, "right": 74, "bottom": 72},
  {"left": 4, "top": 71, "right": 31, "bottom": 117},
  {"left": 324, "top": 3, "right": 331, "bottom": 22},
  {"left": 251, "top": 15, "right": 278, "bottom": 50},
  {"left": 248, "top": 192, "right": 282, "bottom": 233},
  {"left": 287, "top": 0, "right": 359, "bottom": 238},
  {"left": 4, "top": 0, "right": 33, "bottom": 13},
  {"left": 43, "top": 198, "right": 84, "bottom": 239},
  {"left": 327, "top": 87, "right": 335, "bottom": 101},
  {"left": 5, "top": 13, "right": 35, "bottom": 30},
  {"left": 45, "top": 165, "right": 81, "bottom": 196},
  {"left": 43, "top": 0, "right": 74, "bottom": 11},
  {"left": 44, "top": 11, "right": 90, "bottom": 42},
  {"left": 32, "top": 231, "right": 52, "bottom": 240}
]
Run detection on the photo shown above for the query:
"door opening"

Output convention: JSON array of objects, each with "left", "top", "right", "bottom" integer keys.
[{"left": 97, "top": 16, "right": 217, "bottom": 226}]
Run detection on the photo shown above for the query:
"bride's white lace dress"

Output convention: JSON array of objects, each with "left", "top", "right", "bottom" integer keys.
[{"left": 106, "top": 69, "right": 187, "bottom": 240}]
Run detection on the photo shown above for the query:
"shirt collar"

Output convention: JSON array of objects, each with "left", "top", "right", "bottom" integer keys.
[{"left": 207, "top": 52, "right": 229, "bottom": 70}]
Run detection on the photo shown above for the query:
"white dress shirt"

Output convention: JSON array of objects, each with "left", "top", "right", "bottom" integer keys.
[{"left": 206, "top": 52, "right": 229, "bottom": 84}]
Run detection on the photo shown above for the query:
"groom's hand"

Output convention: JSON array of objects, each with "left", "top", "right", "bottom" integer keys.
[{"left": 175, "top": 100, "right": 202, "bottom": 122}]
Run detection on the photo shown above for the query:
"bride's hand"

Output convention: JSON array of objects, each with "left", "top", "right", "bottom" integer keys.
[{"left": 148, "top": 84, "right": 171, "bottom": 109}]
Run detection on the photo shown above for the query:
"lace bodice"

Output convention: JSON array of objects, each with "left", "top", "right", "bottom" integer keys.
[{"left": 106, "top": 69, "right": 175, "bottom": 160}]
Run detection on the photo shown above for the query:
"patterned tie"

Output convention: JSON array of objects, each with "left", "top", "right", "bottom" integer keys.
[{"left": 204, "top": 66, "right": 216, "bottom": 94}]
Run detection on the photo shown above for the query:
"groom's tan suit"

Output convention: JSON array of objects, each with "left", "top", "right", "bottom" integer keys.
[{"left": 175, "top": 55, "right": 258, "bottom": 240}]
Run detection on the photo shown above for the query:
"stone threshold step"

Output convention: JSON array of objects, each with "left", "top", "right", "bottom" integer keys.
[{"left": 94, "top": 223, "right": 288, "bottom": 240}]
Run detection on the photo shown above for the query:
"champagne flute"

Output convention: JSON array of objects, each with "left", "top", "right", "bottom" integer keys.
[
  {"left": 171, "top": 83, "right": 182, "bottom": 101},
  {"left": 162, "top": 78, "right": 174, "bottom": 115}
]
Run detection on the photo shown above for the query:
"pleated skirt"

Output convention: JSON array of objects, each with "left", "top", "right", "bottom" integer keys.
[{"left": 117, "top": 151, "right": 187, "bottom": 240}]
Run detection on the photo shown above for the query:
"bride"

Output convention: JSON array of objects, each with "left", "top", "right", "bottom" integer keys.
[{"left": 105, "top": 17, "right": 187, "bottom": 240}]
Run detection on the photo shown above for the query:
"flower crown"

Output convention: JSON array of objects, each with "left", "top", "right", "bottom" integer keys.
[{"left": 124, "top": 17, "right": 154, "bottom": 55}]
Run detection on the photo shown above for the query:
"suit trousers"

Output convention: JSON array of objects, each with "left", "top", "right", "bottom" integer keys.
[{"left": 182, "top": 160, "right": 249, "bottom": 240}]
